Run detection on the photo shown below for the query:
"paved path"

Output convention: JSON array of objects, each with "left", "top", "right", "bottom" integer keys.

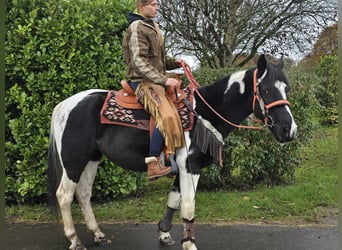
[{"left": 5, "top": 223, "right": 338, "bottom": 250}]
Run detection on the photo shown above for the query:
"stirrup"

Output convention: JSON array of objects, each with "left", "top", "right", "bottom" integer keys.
[{"left": 168, "top": 154, "right": 178, "bottom": 176}]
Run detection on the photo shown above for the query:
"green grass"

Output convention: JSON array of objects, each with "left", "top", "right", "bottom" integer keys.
[{"left": 5, "top": 126, "right": 338, "bottom": 225}]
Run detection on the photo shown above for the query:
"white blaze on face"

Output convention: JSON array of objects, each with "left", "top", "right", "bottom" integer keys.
[
  {"left": 224, "top": 70, "right": 247, "bottom": 95},
  {"left": 274, "top": 81, "right": 297, "bottom": 137},
  {"left": 274, "top": 80, "right": 287, "bottom": 100}
]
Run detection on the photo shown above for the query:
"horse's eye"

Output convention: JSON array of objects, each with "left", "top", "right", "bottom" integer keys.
[{"left": 258, "top": 85, "right": 267, "bottom": 95}]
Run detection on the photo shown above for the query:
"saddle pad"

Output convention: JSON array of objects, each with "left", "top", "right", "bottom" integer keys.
[
  {"left": 100, "top": 90, "right": 150, "bottom": 130},
  {"left": 100, "top": 87, "right": 194, "bottom": 131}
]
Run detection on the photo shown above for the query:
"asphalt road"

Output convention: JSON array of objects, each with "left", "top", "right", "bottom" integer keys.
[{"left": 5, "top": 222, "right": 338, "bottom": 250}]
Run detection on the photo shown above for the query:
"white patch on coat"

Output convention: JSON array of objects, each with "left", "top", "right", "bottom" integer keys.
[
  {"left": 52, "top": 89, "right": 106, "bottom": 165},
  {"left": 175, "top": 132, "right": 200, "bottom": 220},
  {"left": 75, "top": 160, "right": 100, "bottom": 232},
  {"left": 175, "top": 131, "right": 191, "bottom": 170},
  {"left": 167, "top": 191, "right": 181, "bottom": 209},
  {"left": 56, "top": 168, "right": 78, "bottom": 239},
  {"left": 224, "top": 70, "right": 247, "bottom": 95},
  {"left": 180, "top": 171, "right": 200, "bottom": 220}
]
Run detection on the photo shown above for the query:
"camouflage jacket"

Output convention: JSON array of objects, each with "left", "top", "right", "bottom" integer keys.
[{"left": 122, "top": 13, "right": 179, "bottom": 85}]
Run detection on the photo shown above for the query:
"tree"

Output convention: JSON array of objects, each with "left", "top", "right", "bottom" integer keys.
[
  {"left": 157, "top": 0, "right": 338, "bottom": 68},
  {"left": 315, "top": 55, "right": 338, "bottom": 125},
  {"left": 299, "top": 23, "right": 338, "bottom": 68}
]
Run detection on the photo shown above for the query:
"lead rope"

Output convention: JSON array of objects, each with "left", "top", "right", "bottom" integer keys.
[
  {"left": 181, "top": 62, "right": 265, "bottom": 130},
  {"left": 179, "top": 63, "right": 262, "bottom": 204}
]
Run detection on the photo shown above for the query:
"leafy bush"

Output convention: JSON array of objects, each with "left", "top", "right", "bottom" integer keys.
[
  {"left": 5, "top": 0, "right": 327, "bottom": 203},
  {"left": 315, "top": 55, "right": 338, "bottom": 125},
  {"left": 5, "top": 0, "right": 139, "bottom": 204},
  {"left": 195, "top": 66, "right": 318, "bottom": 190}
]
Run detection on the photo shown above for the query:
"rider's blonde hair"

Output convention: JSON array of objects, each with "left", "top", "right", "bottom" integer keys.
[{"left": 136, "top": 0, "right": 153, "bottom": 8}]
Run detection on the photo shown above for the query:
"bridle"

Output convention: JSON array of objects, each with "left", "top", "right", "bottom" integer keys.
[
  {"left": 252, "top": 69, "right": 290, "bottom": 128},
  {"left": 181, "top": 62, "right": 290, "bottom": 130}
]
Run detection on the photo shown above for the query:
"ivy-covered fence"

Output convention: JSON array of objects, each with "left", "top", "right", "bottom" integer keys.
[{"left": 5, "top": 0, "right": 139, "bottom": 204}]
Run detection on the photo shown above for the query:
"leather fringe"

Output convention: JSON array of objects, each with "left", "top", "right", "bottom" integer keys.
[
  {"left": 136, "top": 82, "right": 185, "bottom": 152},
  {"left": 192, "top": 115, "right": 224, "bottom": 166}
]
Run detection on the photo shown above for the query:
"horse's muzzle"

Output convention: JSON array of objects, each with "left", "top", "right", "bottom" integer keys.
[{"left": 276, "top": 121, "right": 297, "bottom": 143}]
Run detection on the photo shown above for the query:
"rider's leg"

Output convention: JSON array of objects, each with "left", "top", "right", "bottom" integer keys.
[
  {"left": 149, "top": 127, "right": 164, "bottom": 157},
  {"left": 146, "top": 127, "right": 171, "bottom": 180}
]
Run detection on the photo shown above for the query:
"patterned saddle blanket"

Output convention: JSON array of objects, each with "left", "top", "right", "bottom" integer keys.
[{"left": 100, "top": 83, "right": 194, "bottom": 132}]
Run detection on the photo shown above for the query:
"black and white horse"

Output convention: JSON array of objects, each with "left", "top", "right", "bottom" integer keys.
[{"left": 47, "top": 55, "right": 297, "bottom": 250}]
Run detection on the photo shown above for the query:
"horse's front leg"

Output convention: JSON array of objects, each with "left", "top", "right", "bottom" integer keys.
[
  {"left": 179, "top": 168, "right": 200, "bottom": 250},
  {"left": 178, "top": 132, "right": 201, "bottom": 250},
  {"left": 158, "top": 170, "right": 199, "bottom": 250},
  {"left": 158, "top": 176, "right": 181, "bottom": 246}
]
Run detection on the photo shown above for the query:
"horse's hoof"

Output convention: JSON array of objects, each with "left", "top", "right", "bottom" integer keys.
[
  {"left": 74, "top": 243, "right": 87, "bottom": 250},
  {"left": 76, "top": 246, "right": 87, "bottom": 250},
  {"left": 159, "top": 236, "right": 176, "bottom": 246},
  {"left": 95, "top": 237, "right": 112, "bottom": 245},
  {"left": 182, "top": 238, "right": 198, "bottom": 250}
]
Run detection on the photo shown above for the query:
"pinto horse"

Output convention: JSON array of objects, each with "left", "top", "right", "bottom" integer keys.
[{"left": 47, "top": 55, "right": 297, "bottom": 250}]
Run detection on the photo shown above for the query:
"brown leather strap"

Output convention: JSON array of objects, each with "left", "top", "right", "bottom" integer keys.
[{"left": 120, "top": 80, "right": 135, "bottom": 95}]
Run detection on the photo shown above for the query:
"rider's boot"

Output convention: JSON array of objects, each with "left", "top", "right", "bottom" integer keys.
[{"left": 145, "top": 156, "right": 171, "bottom": 181}]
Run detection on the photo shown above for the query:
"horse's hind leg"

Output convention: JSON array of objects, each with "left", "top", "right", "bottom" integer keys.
[
  {"left": 75, "top": 161, "right": 111, "bottom": 245},
  {"left": 56, "top": 171, "right": 82, "bottom": 250}
]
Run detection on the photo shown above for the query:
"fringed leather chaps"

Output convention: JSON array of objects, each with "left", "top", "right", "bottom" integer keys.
[{"left": 136, "top": 82, "right": 185, "bottom": 152}]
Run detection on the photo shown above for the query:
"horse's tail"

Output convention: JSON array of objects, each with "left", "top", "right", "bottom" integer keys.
[{"left": 47, "top": 108, "right": 63, "bottom": 220}]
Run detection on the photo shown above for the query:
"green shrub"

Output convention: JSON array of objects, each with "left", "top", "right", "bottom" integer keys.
[
  {"left": 315, "top": 55, "right": 338, "bottom": 125},
  {"left": 5, "top": 0, "right": 139, "bottom": 204},
  {"left": 6, "top": 0, "right": 326, "bottom": 203},
  {"left": 195, "top": 67, "right": 318, "bottom": 190}
]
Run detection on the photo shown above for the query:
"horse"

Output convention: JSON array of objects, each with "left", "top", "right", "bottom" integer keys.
[{"left": 47, "top": 54, "right": 297, "bottom": 250}]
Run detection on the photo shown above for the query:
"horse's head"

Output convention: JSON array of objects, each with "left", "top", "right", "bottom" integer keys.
[{"left": 252, "top": 55, "right": 297, "bottom": 143}]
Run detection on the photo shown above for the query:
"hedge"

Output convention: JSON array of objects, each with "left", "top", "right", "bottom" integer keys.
[
  {"left": 315, "top": 55, "right": 338, "bottom": 125},
  {"left": 5, "top": 0, "right": 138, "bottom": 204},
  {"left": 5, "top": 0, "right": 324, "bottom": 204}
]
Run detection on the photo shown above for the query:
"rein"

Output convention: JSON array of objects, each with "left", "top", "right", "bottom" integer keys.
[{"left": 181, "top": 62, "right": 290, "bottom": 130}]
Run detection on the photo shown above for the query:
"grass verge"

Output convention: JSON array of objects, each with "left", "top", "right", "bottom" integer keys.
[{"left": 5, "top": 126, "right": 338, "bottom": 225}]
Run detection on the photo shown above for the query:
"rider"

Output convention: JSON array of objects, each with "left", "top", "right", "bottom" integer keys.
[{"left": 122, "top": 0, "right": 188, "bottom": 180}]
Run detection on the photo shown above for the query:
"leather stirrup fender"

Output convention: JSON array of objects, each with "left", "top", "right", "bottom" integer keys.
[{"left": 120, "top": 80, "right": 135, "bottom": 95}]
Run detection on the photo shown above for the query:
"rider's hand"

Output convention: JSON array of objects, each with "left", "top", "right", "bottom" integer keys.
[{"left": 165, "top": 78, "right": 181, "bottom": 88}]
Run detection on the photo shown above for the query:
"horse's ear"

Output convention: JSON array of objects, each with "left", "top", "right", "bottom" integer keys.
[
  {"left": 257, "top": 54, "right": 267, "bottom": 77},
  {"left": 277, "top": 55, "right": 284, "bottom": 69}
]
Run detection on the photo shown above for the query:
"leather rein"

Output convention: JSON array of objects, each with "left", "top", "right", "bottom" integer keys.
[{"left": 180, "top": 62, "right": 290, "bottom": 130}]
